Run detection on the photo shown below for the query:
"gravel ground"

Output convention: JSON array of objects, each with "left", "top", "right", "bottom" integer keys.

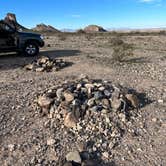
[{"left": 0, "top": 33, "right": 166, "bottom": 166}]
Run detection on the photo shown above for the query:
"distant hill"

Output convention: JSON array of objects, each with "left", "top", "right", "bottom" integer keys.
[
  {"left": 32, "top": 24, "right": 61, "bottom": 33},
  {"left": 84, "top": 25, "right": 107, "bottom": 32}
]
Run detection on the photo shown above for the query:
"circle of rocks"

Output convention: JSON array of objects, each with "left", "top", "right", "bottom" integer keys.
[
  {"left": 35, "top": 76, "right": 140, "bottom": 165},
  {"left": 24, "top": 56, "right": 70, "bottom": 72}
]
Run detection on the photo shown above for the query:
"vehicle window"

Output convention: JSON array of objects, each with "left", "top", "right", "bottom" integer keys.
[{"left": 0, "top": 23, "right": 14, "bottom": 33}]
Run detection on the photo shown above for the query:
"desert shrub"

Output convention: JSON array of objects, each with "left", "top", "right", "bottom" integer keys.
[
  {"left": 57, "top": 33, "right": 67, "bottom": 41},
  {"left": 158, "top": 30, "right": 166, "bottom": 35},
  {"left": 110, "top": 36, "right": 124, "bottom": 46},
  {"left": 77, "top": 29, "right": 86, "bottom": 34},
  {"left": 112, "top": 38, "right": 134, "bottom": 62}
]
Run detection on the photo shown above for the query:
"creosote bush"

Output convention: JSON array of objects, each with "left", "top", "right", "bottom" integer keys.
[{"left": 111, "top": 36, "right": 134, "bottom": 62}]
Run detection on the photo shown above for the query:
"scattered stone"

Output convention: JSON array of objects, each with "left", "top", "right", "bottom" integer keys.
[
  {"left": 56, "top": 88, "right": 64, "bottom": 100},
  {"left": 102, "top": 152, "right": 109, "bottom": 159},
  {"left": 37, "top": 96, "right": 53, "bottom": 115},
  {"left": 125, "top": 94, "right": 139, "bottom": 108},
  {"left": 24, "top": 56, "right": 70, "bottom": 72},
  {"left": 8, "top": 144, "right": 15, "bottom": 152},
  {"left": 158, "top": 99, "right": 164, "bottom": 104},
  {"left": 24, "top": 64, "right": 34, "bottom": 70},
  {"left": 47, "top": 138, "right": 55, "bottom": 146},
  {"left": 111, "top": 98, "right": 122, "bottom": 111},
  {"left": 36, "top": 67, "right": 45, "bottom": 72},
  {"left": 64, "top": 91, "right": 74, "bottom": 103},
  {"left": 64, "top": 112, "right": 78, "bottom": 128},
  {"left": 66, "top": 151, "right": 81, "bottom": 163},
  {"left": 37, "top": 96, "right": 53, "bottom": 108}
]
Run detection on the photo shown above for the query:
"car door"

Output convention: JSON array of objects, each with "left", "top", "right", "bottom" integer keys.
[{"left": 0, "top": 21, "right": 17, "bottom": 51}]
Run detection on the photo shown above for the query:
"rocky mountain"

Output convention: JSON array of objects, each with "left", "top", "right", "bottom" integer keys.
[
  {"left": 4, "top": 13, "right": 28, "bottom": 31},
  {"left": 32, "top": 24, "right": 60, "bottom": 33},
  {"left": 84, "top": 25, "right": 107, "bottom": 32}
]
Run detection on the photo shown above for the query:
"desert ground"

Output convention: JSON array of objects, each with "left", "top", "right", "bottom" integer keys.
[{"left": 0, "top": 33, "right": 166, "bottom": 166}]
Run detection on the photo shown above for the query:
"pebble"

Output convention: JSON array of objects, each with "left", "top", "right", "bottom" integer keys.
[
  {"left": 64, "top": 112, "right": 77, "bottom": 128},
  {"left": 47, "top": 138, "right": 55, "bottom": 146},
  {"left": 66, "top": 151, "right": 82, "bottom": 163}
]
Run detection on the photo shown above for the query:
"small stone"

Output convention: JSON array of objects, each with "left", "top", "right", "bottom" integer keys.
[
  {"left": 111, "top": 98, "right": 122, "bottom": 111},
  {"left": 77, "top": 142, "right": 86, "bottom": 152},
  {"left": 158, "top": 99, "right": 164, "bottom": 103},
  {"left": 105, "top": 117, "right": 110, "bottom": 123},
  {"left": 36, "top": 67, "right": 45, "bottom": 72},
  {"left": 102, "top": 98, "right": 110, "bottom": 108},
  {"left": 104, "top": 90, "right": 111, "bottom": 97},
  {"left": 77, "top": 83, "right": 82, "bottom": 90},
  {"left": 38, "top": 56, "right": 49, "bottom": 64},
  {"left": 87, "top": 98, "right": 95, "bottom": 107},
  {"left": 125, "top": 94, "right": 139, "bottom": 108},
  {"left": 81, "top": 88, "right": 88, "bottom": 93},
  {"left": 37, "top": 96, "right": 53, "bottom": 108},
  {"left": 78, "top": 74, "right": 88, "bottom": 80},
  {"left": 85, "top": 83, "right": 94, "bottom": 89},
  {"left": 109, "top": 142, "right": 115, "bottom": 149},
  {"left": 66, "top": 151, "right": 81, "bottom": 163},
  {"left": 119, "top": 113, "right": 126, "bottom": 122},
  {"left": 56, "top": 88, "right": 64, "bottom": 100},
  {"left": 8, "top": 144, "right": 15, "bottom": 152},
  {"left": 90, "top": 106, "right": 99, "bottom": 112},
  {"left": 72, "top": 99, "right": 80, "bottom": 106},
  {"left": 102, "top": 152, "right": 109, "bottom": 159},
  {"left": 152, "top": 118, "right": 157, "bottom": 122},
  {"left": 64, "top": 112, "right": 77, "bottom": 128},
  {"left": 112, "top": 88, "right": 120, "bottom": 99},
  {"left": 64, "top": 91, "right": 74, "bottom": 103},
  {"left": 94, "top": 91, "right": 103, "bottom": 100},
  {"left": 101, "top": 109, "right": 109, "bottom": 114},
  {"left": 98, "top": 86, "right": 105, "bottom": 91},
  {"left": 24, "top": 64, "right": 34, "bottom": 70},
  {"left": 47, "top": 138, "right": 55, "bottom": 146},
  {"left": 76, "top": 124, "right": 83, "bottom": 131}
]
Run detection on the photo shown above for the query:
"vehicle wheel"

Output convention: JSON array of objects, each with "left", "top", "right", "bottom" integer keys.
[{"left": 24, "top": 42, "right": 39, "bottom": 56}]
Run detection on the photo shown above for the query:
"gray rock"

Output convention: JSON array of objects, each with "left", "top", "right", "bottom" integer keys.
[
  {"left": 47, "top": 138, "right": 55, "bottom": 146},
  {"left": 87, "top": 98, "right": 95, "bottom": 107},
  {"left": 94, "top": 91, "right": 103, "bottom": 100},
  {"left": 111, "top": 98, "right": 122, "bottom": 111},
  {"left": 66, "top": 151, "right": 81, "bottom": 163},
  {"left": 104, "top": 89, "right": 111, "bottom": 97},
  {"left": 56, "top": 88, "right": 64, "bottom": 100}
]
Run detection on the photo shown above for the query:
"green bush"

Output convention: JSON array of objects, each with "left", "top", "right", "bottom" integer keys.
[{"left": 111, "top": 37, "right": 134, "bottom": 62}]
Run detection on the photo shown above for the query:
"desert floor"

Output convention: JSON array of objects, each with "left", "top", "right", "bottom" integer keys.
[{"left": 0, "top": 33, "right": 166, "bottom": 166}]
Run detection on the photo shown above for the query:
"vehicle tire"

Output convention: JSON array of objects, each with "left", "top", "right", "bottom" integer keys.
[{"left": 24, "top": 42, "right": 39, "bottom": 56}]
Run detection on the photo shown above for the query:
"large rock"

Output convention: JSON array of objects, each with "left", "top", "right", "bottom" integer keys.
[
  {"left": 84, "top": 25, "right": 106, "bottom": 33},
  {"left": 4, "top": 13, "right": 28, "bottom": 31}
]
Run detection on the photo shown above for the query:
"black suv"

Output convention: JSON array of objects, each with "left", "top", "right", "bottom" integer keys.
[{"left": 0, "top": 20, "right": 44, "bottom": 56}]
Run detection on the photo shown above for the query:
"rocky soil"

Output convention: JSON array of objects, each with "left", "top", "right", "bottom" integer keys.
[{"left": 0, "top": 33, "right": 166, "bottom": 166}]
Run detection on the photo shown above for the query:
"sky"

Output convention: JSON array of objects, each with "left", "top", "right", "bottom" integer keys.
[{"left": 0, "top": 0, "right": 166, "bottom": 30}]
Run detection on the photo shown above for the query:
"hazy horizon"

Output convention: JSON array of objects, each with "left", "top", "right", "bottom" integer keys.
[{"left": 0, "top": 0, "right": 166, "bottom": 30}]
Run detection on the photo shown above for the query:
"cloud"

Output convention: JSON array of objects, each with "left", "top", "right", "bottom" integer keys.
[
  {"left": 71, "top": 14, "right": 81, "bottom": 18},
  {"left": 140, "top": 0, "right": 161, "bottom": 3}
]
